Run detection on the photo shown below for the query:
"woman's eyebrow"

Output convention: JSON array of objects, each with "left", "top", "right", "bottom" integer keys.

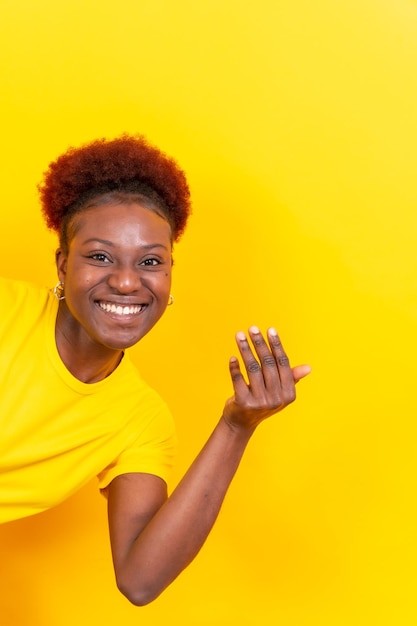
[
  {"left": 81, "top": 238, "right": 170, "bottom": 251},
  {"left": 82, "top": 238, "right": 115, "bottom": 246},
  {"left": 140, "top": 243, "right": 171, "bottom": 251}
]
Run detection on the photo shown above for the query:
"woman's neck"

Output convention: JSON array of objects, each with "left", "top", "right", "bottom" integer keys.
[{"left": 55, "top": 307, "right": 124, "bottom": 384}]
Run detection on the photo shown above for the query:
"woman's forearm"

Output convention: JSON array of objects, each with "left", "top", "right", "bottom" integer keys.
[
  {"left": 111, "top": 327, "right": 310, "bottom": 605},
  {"left": 116, "top": 417, "right": 253, "bottom": 605}
]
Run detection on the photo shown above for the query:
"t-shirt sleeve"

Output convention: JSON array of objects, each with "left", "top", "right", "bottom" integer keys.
[{"left": 97, "top": 401, "right": 177, "bottom": 491}]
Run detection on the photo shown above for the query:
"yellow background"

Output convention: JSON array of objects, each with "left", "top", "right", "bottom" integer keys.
[{"left": 1, "top": 0, "right": 416, "bottom": 624}]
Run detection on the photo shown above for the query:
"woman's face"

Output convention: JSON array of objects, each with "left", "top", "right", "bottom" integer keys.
[{"left": 56, "top": 201, "right": 172, "bottom": 352}]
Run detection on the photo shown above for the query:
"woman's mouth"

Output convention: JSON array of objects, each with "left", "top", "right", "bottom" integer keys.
[{"left": 97, "top": 302, "right": 146, "bottom": 316}]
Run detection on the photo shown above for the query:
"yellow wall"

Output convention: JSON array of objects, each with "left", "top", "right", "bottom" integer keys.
[{"left": 1, "top": 1, "right": 416, "bottom": 624}]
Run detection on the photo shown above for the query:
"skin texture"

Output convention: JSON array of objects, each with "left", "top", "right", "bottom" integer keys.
[{"left": 55, "top": 200, "right": 311, "bottom": 604}]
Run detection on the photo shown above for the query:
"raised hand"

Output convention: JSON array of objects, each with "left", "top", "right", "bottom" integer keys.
[{"left": 222, "top": 326, "right": 311, "bottom": 431}]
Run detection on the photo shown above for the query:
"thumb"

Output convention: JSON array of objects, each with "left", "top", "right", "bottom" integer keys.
[{"left": 292, "top": 364, "right": 312, "bottom": 383}]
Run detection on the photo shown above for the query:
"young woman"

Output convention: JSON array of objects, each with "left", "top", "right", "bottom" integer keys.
[{"left": 0, "top": 134, "right": 311, "bottom": 605}]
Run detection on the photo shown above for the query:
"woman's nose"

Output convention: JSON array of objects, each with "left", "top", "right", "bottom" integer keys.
[{"left": 107, "top": 267, "right": 142, "bottom": 293}]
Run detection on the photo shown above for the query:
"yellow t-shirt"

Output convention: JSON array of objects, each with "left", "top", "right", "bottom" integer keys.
[{"left": 0, "top": 277, "right": 176, "bottom": 523}]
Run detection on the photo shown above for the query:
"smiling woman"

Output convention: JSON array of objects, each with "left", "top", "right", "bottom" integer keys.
[
  {"left": 0, "top": 134, "right": 310, "bottom": 605},
  {"left": 55, "top": 202, "right": 173, "bottom": 375}
]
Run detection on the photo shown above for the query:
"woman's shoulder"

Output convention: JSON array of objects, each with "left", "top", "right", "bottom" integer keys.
[
  {"left": 0, "top": 276, "right": 52, "bottom": 321},
  {"left": 0, "top": 275, "right": 49, "bottom": 298}
]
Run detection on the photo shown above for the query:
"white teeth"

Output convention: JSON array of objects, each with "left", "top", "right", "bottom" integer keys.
[{"left": 99, "top": 302, "right": 143, "bottom": 315}]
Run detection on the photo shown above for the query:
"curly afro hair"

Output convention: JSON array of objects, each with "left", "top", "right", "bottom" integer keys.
[{"left": 38, "top": 134, "right": 191, "bottom": 249}]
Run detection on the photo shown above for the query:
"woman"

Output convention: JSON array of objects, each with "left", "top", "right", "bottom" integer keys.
[{"left": 0, "top": 135, "right": 311, "bottom": 605}]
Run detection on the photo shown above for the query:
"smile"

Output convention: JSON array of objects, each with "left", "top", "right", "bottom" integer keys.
[{"left": 98, "top": 302, "right": 145, "bottom": 316}]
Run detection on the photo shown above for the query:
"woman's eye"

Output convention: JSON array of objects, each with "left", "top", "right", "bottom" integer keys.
[
  {"left": 141, "top": 258, "right": 160, "bottom": 266},
  {"left": 90, "top": 253, "right": 110, "bottom": 263}
]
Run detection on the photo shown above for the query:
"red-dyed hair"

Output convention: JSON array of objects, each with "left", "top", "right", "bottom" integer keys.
[{"left": 38, "top": 134, "right": 191, "bottom": 250}]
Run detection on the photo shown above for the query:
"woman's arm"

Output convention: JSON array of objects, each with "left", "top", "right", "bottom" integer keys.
[{"left": 107, "top": 326, "right": 311, "bottom": 605}]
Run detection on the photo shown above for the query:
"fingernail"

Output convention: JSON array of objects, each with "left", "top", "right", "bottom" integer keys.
[
  {"left": 236, "top": 331, "right": 246, "bottom": 341},
  {"left": 249, "top": 325, "right": 260, "bottom": 334},
  {"left": 268, "top": 327, "right": 278, "bottom": 336}
]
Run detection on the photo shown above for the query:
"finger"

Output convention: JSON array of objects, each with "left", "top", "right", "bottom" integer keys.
[
  {"left": 235, "top": 330, "right": 265, "bottom": 391},
  {"left": 292, "top": 364, "right": 312, "bottom": 383},
  {"left": 247, "top": 325, "right": 281, "bottom": 391},
  {"left": 228, "top": 355, "right": 251, "bottom": 398},
  {"left": 267, "top": 327, "right": 294, "bottom": 388}
]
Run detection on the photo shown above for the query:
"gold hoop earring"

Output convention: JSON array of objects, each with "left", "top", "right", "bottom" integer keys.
[
  {"left": 53, "top": 281, "right": 65, "bottom": 300},
  {"left": 167, "top": 294, "right": 174, "bottom": 306}
]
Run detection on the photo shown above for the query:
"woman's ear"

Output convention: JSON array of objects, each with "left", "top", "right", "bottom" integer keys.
[{"left": 55, "top": 248, "right": 67, "bottom": 282}]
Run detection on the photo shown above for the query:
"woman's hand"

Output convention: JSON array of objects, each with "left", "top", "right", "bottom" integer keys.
[{"left": 222, "top": 326, "right": 311, "bottom": 432}]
